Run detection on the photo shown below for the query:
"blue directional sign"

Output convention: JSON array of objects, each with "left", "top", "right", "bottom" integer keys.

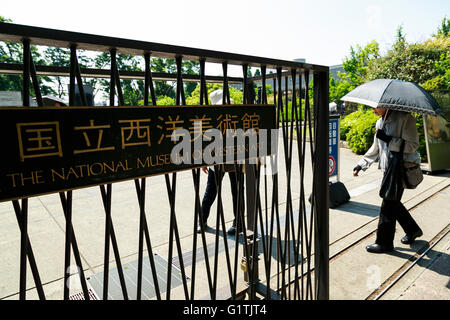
[{"left": 328, "top": 117, "right": 339, "bottom": 178}]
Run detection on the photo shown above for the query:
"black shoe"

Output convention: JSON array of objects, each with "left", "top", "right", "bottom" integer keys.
[
  {"left": 197, "top": 222, "right": 208, "bottom": 233},
  {"left": 401, "top": 229, "right": 423, "bottom": 244},
  {"left": 227, "top": 226, "right": 236, "bottom": 235},
  {"left": 366, "top": 243, "right": 394, "bottom": 254}
]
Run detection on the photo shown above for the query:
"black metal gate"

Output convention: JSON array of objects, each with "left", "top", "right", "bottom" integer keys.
[{"left": 0, "top": 22, "right": 329, "bottom": 300}]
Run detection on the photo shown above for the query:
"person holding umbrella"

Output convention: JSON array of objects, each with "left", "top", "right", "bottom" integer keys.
[
  {"left": 352, "top": 107, "right": 422, "bottom": 253},
  {"left": 342, "top": 79, "right": 444, "bottom": 253}
]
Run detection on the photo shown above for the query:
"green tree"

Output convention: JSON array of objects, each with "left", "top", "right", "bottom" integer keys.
[
  {"left": 435, "top": 17, "right": 449, "bottom": 37},
  {"left": 328, "top": 40, "right": 380, "bottom": 103},
  {"left": 151, "top": 57, "right": 200, "bottom": 100},
  {"left": 1, "top": 17, "right": 63, "bottom": 98},
  {"left": 366, "top": 24, "right": 449, "bottom": 86},
  {"left": 339, "top": 40, "right": 380, "bottom": 88}
]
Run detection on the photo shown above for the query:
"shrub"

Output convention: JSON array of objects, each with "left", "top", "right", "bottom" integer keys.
[
  {"left": 340, "top": 110, "right": 363, "bottom": 140},
  {"left": 345, "top": 109, "right": 379, "bottom": 154},
  {"left": 156, "top": 96, "right": 176, "bottom": 106}
]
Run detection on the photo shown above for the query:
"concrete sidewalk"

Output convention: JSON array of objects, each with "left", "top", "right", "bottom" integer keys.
[
  {"left": 330, "top": 146, "right": 450, "bottom": 300},
  {"left": 0, "top": 142, "right": 449, "bottom": 300}
]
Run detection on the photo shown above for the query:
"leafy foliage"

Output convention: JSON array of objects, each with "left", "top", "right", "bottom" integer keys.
[
  {"left": 185, "top": 83, "right": 243, "bottom": 105},
  {"left": 345, "top": 109, "right": 379, "bottom": 155}
]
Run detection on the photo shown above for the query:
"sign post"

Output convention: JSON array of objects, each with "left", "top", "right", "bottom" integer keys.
[{"left": 328, "top": 114, "right": 340, "bottom": 181}]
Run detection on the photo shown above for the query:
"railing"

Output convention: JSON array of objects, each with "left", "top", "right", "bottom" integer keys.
[{"left": 0, "top": 22, "right": 329, "bottom": 300}]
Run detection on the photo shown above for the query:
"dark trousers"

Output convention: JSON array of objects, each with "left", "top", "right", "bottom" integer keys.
[
  {"left": 376, "top": 197, "right": 421, "bottom": 246},
  {"left": 201, "top": 169, "right": 241, "bottom": 224}
]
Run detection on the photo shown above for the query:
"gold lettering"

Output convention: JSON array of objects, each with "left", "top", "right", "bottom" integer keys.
[
  {"left": 115, "top": 160, "right": 131, "bottom": 172},
  {"left": 137, "top": 157, "right": 150, "bottom": 169},
  {"left": 73, "top": 120, "right": 115, "bottom": 154},
  {"left": 66, "top": 167, "right": 79, "bottom": 179},
  {"left": 17, "top": 122, "right": 63, "bottom": 161},
  {"left": 103, "top": 162, "right": 115, "bottom": 174},
  {"left": 6, "top": 171, "right": 45, "bottom": 187},
  {"left": 51, "top": 168, "right": 65, "bottom": 181},
  {"left": 6, "top": 173, "right": 20, "bottom": 187},
  {"left": 89, "top": 163, "right": 103, "bottom": 176}
]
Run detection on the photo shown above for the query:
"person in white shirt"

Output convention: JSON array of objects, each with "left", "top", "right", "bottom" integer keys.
[{"left": 353, "top": 108, "right": 423, "bottom": 253}]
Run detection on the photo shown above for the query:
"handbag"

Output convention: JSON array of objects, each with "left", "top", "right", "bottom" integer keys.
[
  {"left": 400, "top": 140, "right": 423, "bottom": 189},
  {"left": 379, "top": 151, "right": 404, "bottom": 201}
]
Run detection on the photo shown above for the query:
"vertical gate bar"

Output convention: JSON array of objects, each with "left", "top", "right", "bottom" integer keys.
[
  {"left": 299, "top": 72, "right": 307, "bottom": 300},
  {"left": 134, "top": 178, "right": 162, "bottom": 300},
  {"left": 142, "top": 212, "right": 162, "bottom": 300},
  {"left": 59, "top": 192, "right": 91, "bottom": 300},
  {"left": 219, "top": 62, "right": 236, "bottom": 296},
  {"left": 100, "top": 194, "right": 129, "bottom": 300},
  {"left": 314, "top": 71, "right": 329, "bottom": 300},
  {"left": 261, "top": 66, "right": 269, "bottom": 251},
  {"left": 164, "top": 173, "right": 189, "bottom": 300},
  {"left": 59, "top": 192, "right": 90, "bottom": 300},
  {"left": 189, "top": 168, "right": 199, "bottom": 299},
  {"left": 284, "top": 72, "right": 297, "bottom": 300},
  {"left": 243, "top": 65, "right": 247, "bottom": 102},
  {"left": 175, "top": 56, "right": 186, "bottom": 105},
  {"left": 137, "top": 53, "right": 148, "bottom": 300},
  {"left": 222, "top": 62, "right": 230, "bottom": 104},
  {"left": 100, "top": 48, "right": 116, "bottom": 299},
  {"left": 231, "top": 164, "right": 242, "bottom": 299},
  {"left": 143, "top": 54, "right": 150, "bottom": 106},
  {"left": 136, "top": 178, "right": 145, "bottom": 300},
  {"left": 199, "top": 59, "right": 207, "bottom": 105},
  {"left": 72, "top": 46, "right": 87, "bottom": 106},
  {"left": 255, "top": 170, "right": 271, "bottom": 299},
  {"left": 273, "top": 78, "right": 277, "bottom": 111},
  {"left": 275, "top": 68, "right": 288, "bottom": 299},
  {"left": 166, "top": 57, "right": 190, "bottom": 300},
  {"left": 113, "top": 57, "right": 124, "bottom": 106},
  {"left": 193, "top": 60, "right": 214, "bottom": 298},
  {"left": 269, "top": 73, "right": 278, "bottom": 297},
  {"left": 304, "top": 70, "right": 315, "bottom": 299},
  {"left": 109, "top": 49, "right": 116, "bottom": 106},
  {"left": 238, "top": 64, "right": 256, "bottom": 297},
  {"left": 261, "top": 65, "right": 267, "bottom": 104},
  {"left": 266, "top": 133, "right": 280, "bottom": 298},
  {"left": 290, "top": 68, "right": 302, "bottom": 299},
  {"left": 29, "top": 52, "right": 43, "bottom": 107},
  {"left": 191, "top": 168, "right": 214, "bottom": 297},
  {"left": 144, "top": 53, "right": 157, "bottom": 106},
  {"left": 212, "top": 62, "right": 231, "bottom": 297},
  {"left": 69, "top": 45, "right": 76, "bottom": 107},
  {"left": 249, "top": 162, "right": 261, "bottom": 300},
  {"left": 22, "top": 39, "right": 30, "bottom": 107},
  {"left": 236, "top": 165, "right": 255, "bottom": 299},
  {"left": 18, "top": 198, "right": 28, "bottom": 300},
  {"left": 293, "top": 71, "right": 305, "bottom": 300},
  {"left": 12, "top": 200, "right": 46, "bottom": 300},
  {"left": 211, "top": 166, "right": 222, "bottom": 299},
  {"left": 291, "top": 69, "right": 301, "bottom": 299},
  {"left": 101, "top": 184, "right": 112, "bottom": 300},
  {"left": 61, "top": 191, "right": 73, "bottom": 300},
  {"left": 165, "top": 172, "right": 174, "bottom": 294},
  {"left": 299, "top": 72, "right": 306, "bottom": 300},
  {"left": 214, "top": 164, "right": 234, "bottom": 296}
]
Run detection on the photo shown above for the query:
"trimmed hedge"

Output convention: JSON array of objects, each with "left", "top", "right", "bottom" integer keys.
[{"left": 343, "top": 109, "right": 379, "bottom": 155}]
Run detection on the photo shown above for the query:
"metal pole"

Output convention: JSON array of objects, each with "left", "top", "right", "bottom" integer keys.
[{"left": 314, "top": 70, "right": 329, "bottom": 300}]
